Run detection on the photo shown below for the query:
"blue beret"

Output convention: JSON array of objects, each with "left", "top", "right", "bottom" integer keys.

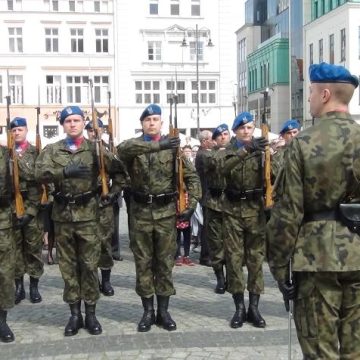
[
  {"left": 212, "top": 123, "right": 229, "bottom": 140},
  {"left": 85, "top": 118, "right": 103, "bottom": 130},
  {"left": 232, "top": 112, "right": 253, "bottom": 131},
  {"left": 309, "top": 62, "right": 359, "bottom": 88},
  {"left": 280, "top": 119, "right": 300, "bottom": 135},
  {"left": 10, "top": 117, "right": 27, "bottom": 129},
  {"left": 140, "top": 104, "right": 161, "bottom": 121},
  {"left": 60, "top": 106, "right": 84, "bottom": 125}
]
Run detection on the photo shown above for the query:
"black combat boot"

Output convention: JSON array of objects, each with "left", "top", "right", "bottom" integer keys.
[
  {"left": 84, "top": 303, "right": 102, "bottom": 335},
  {"left": 214, "top": 268, "right": 226, "bottom": 294},
  {"left": 0, "top": 310, "right": 15, "bottom": 343},
  {"left": 64, "top": 301, "right": 84, "bottom": 336},
  {"left": 100, "top": 269, "right": 114, "bottom": 296},
  {"left": 230, "top": 293, "right": 246, "bottom": 328},
  {"left": 29, "top": 276, "right": 42, "bottom": 303},
  {"left": 137, "top": 296, "right": 155, "bottom": 332},
  {"left": 156, "top": 295, "right": 177, "bottom": 331},
  {"left": 14, "top": 277, "right": 25, "bottom": 305},
  {"left": 247, "top": 293, "right": 266, "bottom": 328}
]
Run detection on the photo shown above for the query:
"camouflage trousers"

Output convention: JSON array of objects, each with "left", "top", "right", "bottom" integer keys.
[
  {"left": 14, "top": 215, "right": 44, "bottom": 279},
  {"left": 98, "top": 204, "right": 114, "bottom": 270},
  {"left": 55, "top": 221, "right": 101, "bottom": 305},
  {"left": 294, "top": 271, "right": 360, "bottom": 360},
  {"left": 223, "top": 212, "right": 265, "bottom": 294},
  {"left": 129, "top": 214, "right": 177, "bottom": 297},
  {"left": 0, "top": 228, "right": 15, "bottom": 310},
  {"left": 206, "top": 208, "right": 225, "bottom": 272}
]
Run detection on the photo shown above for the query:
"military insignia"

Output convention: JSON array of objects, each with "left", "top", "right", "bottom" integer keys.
[
  {"left": 66, "top": 107, "right": 73, "bottom": 115},
  {"left": 147, "top": 106, "right": 154, "bottom": 115},
  {"left": 243, "top": 117, "right": 248, "bottom": 124},
  {"left": 288, "top": 125, "right": 293, "bottom": 130}
]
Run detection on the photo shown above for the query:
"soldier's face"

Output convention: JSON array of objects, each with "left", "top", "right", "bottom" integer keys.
[
  {"left": 141, "top": 115, "right": 162, "bottom": 136},
  {"left": 11, "top": 126, "right": 28, "bottom": 143},
  {"left": 63, "top": 115, "right": 85, "bottom": 139},
  {"left": 215, "top": 130, "right": 230, "bottom": 147},
  {"left": 86, "top": 128, "right": 102, "bottom": 142},
  {"left": 283, "top": 128, "right": 299, "bottom": 144},
  {"left": 235, "top": 123, "right": 255, "bottom": 143}
]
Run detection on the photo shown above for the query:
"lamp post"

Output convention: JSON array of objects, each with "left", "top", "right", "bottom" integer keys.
[{"left": 181, "top": 24, "right": 213, "bottom": 138}]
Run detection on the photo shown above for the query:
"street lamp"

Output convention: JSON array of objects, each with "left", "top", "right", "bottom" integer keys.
[{"left": 181, "top": 24, "right": 213, "bottom": 138}]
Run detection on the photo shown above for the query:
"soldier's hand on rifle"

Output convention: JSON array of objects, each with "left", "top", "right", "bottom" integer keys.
[
  {"left": 100, "top": 192, "right": 118, "bottom": 206},
  {"left": 15, "top": 214, "right": 34, "bottom": 229},
  {"left": 159, "top": 137, "right": 180, "bottom": 150},
  {"left": 277, "top": 280, "right": 296, "bottom": 312},
  {"left": 177, "top": 208, "right": 195, "bottom": 222},
  {"left": 244, "top": 137, "right": 269, "bottom": 153},
  {"left": 63, "top": 162, "right": 91, "bottom": 179}
]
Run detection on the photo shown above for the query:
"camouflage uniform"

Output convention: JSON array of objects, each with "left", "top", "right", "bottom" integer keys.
[
  {"left": 35, "top": 138, "right": 118, "bottom": 305},
  {"left": 267, "top": 112, "right": 360, "bottom": 359},
  {"left": 14, "top": 143, "right": 44, "bottom": 295},
  {"left": 0, "top": 146, "right": 15, "bottom": 342},
  {"left": 118, "top": 135, "right": 201, "bottom": 297}
]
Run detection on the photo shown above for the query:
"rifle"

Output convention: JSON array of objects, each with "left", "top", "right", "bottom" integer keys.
[
  {"left": 89, "top": 78, "right": 109, "bottom": 198},
  {"left": 261, "top": 91, "right": 274, "bottom": 209},
  {"left": 6, "top": 92, "right": 25, "bottom": 219},
  {"left": 169, "top": 94, "right": 186, "bottom": 213},
  {"left": 35, "top": 87, "right": 48, "bottom": 205},
  {"left": 107, "top": 90, "right": 115, "bottom": 154}
]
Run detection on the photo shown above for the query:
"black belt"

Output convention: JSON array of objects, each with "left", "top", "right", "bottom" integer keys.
[
  {"left": 53, "top": 191, "right": 96, "bottom": 206},
  {"left": 303, "top": 210, "right": 339, "bottom": 223},
  {"left": 209, "top": 188, "right": 224, "bottom": 198},
  {"left": 132, "top": 191, "right": 176, "bottom": 205},
  {"left": 225, "top": 188, "right": 263, "bottom": 201}
]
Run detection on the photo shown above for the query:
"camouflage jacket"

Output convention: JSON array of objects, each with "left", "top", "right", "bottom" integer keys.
[
  {"left": 219, "top": 137, "right": 264, "bottom": 216},
  {"left": 15, "top": 143, "right": 42, "bottom": 217},
  {"left": 267, "top": 112, "right": 360, "bottom": 282},
  {"left": 35, "top": 138, "right": 119, "bottom": 223},
  {"left": 118, "top": 135, "right": 201, "bottom": 221},
  {"left": 271, "top": 145, "right": 286, "bottom": 182},
  {"left": 0, "top": 146, "right": 12, "bottom": 229}
]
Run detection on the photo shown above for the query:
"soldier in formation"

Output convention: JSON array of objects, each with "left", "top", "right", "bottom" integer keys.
[
  {"left": 267, "top": 62, "right": 360, "bottom": 359},
  {"left": 118, "top": 104, "right": 201, "bottom": 333}
]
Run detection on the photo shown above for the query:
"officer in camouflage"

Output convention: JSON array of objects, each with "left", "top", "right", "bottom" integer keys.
[
  {"left": 218, "top": 112, "right": 268, "bottom": 329},
  {"left": 10, "top": 117, "right": 44, "bottom": 305},
  {"left": 0, "top": 145, "right": 15, "bottom": 343},
  {"left": 35, "top": 105, "right": 121, "bottom": 337},
  {"left": 202, "top": 123, "right": 231, "bottom": 294},
  {"left": 118, "top": 104, "right": 201, "bottom": 333},
  {"left": 267, "top": 62, "right": 360, "bottom": 359}
]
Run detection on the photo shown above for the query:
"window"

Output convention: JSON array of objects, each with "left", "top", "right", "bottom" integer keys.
[
  {"left": 149, "top": 0, "right": 158, "bottom": 15},
  {"left": 135, "top": 81, "right": 160, "bottom": 104},
  {"left": 95, "top": 29, "right": 109, "bottom": 53},
  {"left": 148, "top": 41, "right": 161, "bottom": 61},
  {"left": 69, "top": 0, "right": 75, "bottom": 11},
  {"left": 43, "top": 125, "right": 59, "bottom": 139},
  {"left": 45, "top": 28, "right": 59, "bottom": 52},
  {"left": 309, "top": 43, "right": 313, "bottom": 65},
  {"left": 93, "top": 75, "right": 109, "bottom": 103},
  {"left": 191, "top": 0, "right": 200, "bottom": 16},
  {"left": 70, "top": 28, "right": 84, "bottom": 52},
  {"left": 46, "top": 75, "right": 61, "bottom": 103},
  {"left": 9, "top": 75, "right": 23, "bottom": 104},
  {"left": 170, "top": 0, "right": 179, "bottom": 15},
  {"left": 319, "top": 39, "right": 323, "bottom": 63},
  {"left": 8, "top": 27, "right": 23, "bottom": 53},
  {"left": 329, "top": 34, "right": 334, "bottom": 64},
  {"left": 340, "top": 28, "right": 346, "bottom": 62},
  {"left": 166, "top": 81, "right": 185, "bottom": 104},
  {"left": 66, "top": 76, "right": 89, "bottom": 103},
  {"left": 190, "top": 41, "right": 203, "bottom": 61},
  {"left": 192, "top": 80, "right": 216, "bottom": 104},
  {"left": 8, "top": 0, "right": 13, "bottom": 10},
  {"left": 52, "top": 0, "right": 59, "bottom": 11}
]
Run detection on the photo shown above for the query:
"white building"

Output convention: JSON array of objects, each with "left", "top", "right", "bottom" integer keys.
[{"left": 303, "top": 1, "right": 360, "bottom": 126}]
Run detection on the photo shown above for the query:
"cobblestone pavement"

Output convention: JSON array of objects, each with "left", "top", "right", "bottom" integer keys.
[{"left": 1, "top": 209, "right": 302, "bottom": 360}]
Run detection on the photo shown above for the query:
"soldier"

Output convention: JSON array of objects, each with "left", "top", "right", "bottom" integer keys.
[
  {"left": 35, "top": 105, "right": 120, "bottom": 336},
  {"left": 85, "top": 119, "right": 126, "bottom": 296},
  {"left": 202, "top": 123, "right": 231, "bottom": 293},
  {"left": 0, "top": 145, "right": 15, "bottom": 343},
  {"left": 11, "top": 117, "right": 43, "bottom": 305},
  {"left": 118, "top": 104, "right": 201, "bottom": 333},
  {"left": 219, "top": 112, "right": 268, "bottom": 328},
  {"left": 267, "top": 62, "right": 360, "bottom": 359}
]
